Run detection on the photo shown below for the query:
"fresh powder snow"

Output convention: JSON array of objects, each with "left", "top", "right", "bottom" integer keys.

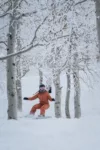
[{"left": 0, "top": 67, "right": 100, "bottom": 150}]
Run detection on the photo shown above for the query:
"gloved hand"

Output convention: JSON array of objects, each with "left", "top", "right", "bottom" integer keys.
[
  {"left": 23, "top": 97, "right": 28, "bottom": 100},
  {"left": 52, "top": 98, "right": 55, "bottom": 101},
  {"left": 48, "top": 87, "right": 52, "bottom": 93}
]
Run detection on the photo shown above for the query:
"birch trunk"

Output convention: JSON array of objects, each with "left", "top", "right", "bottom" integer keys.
[
  {"left": 65, "top": 28, "right": 73, "bottom": 118},
  {"left": 95, "top": 0, "right": 100, "bottom": 60},
  {"left": 65, "top": 70, "right": 71, "bottom": 118},
  {"left": 54, "top": 74, "right": 61, "bottom": 118},
  {"left": 73, "top": 53, "right": 81, "bottom": 118},
  {"left": 16, "top": 22, "right": 22, "bottom": 111},
  {"left": 16, "top": 78, "right": 22, "bottom": 111},
  {"left": 7, "top": 1, "right": 18, "bottom": 119},
  {"left": 46, "top": 76, "right": 52, "bottom": 93},
  {"left": 39, "top": 69, "right": 43, "bottom": 85}
]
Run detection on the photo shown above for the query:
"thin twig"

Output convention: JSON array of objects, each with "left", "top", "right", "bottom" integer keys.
[
  {"left": 30, "top": 16, "right": 48, "bottom": 44},
  {"left": 75, "top": 0, "right": 87, "bottom": 6},
  {"left": 0, "top": 41, "right": 7, "bottom": 46}
]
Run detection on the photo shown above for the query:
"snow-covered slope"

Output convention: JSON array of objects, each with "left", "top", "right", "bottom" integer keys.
[
  {"left": 0, "top": 117, "right": 100, "bottom": 150},
  {"left": 0, "top": 65, "right": 100, "bottom": 150}
]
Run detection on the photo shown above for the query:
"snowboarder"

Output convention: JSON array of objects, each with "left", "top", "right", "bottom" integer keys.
[{"left": 23, "top": 84, "right": 55, "bottom": 117}]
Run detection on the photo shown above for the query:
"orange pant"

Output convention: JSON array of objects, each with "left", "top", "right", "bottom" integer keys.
[{"left": 30, "top": 103, "right": 49, "bottom": 115}]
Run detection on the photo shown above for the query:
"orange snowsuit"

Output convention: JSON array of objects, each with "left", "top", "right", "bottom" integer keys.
[{"left": 28, "top": 91, "right": 53, "bottom": 115}]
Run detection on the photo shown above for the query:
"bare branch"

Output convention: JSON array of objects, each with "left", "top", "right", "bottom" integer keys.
[
  {"left": 0, "top": 43, "right": 45, "bottom": 60},
  {"left": 21, "top": 68, "right": 30, "bottom": 78},
  {"left": 51, "top": 35, "right": 69, "bottom": 42},
  {"left": 30, "top": 16, "right": 48, "bottom": 44},
  {"left": 0, "top": 16, "right": 48, "bottom": 60},
  {"left": 0, "top": 23, "right": 9, "bottom": 31},
  {"left": 0, "top": 5, "right": 11, "bottom": 18},
  {"left": 0, "top": 0, "right": 27, "bottom": 18},
  {"left": 75, "top": 0, "right": 87, "bottom": 5},
  {"left": 0, "top": 1, "right": 9, "bottom": 9},
  {"left": 18, "top": 0, "right": 25, "bottom": 6},
  {"left": 24, "top": 0, "right": 28, "bottom": 5},
  {"left": 0, "top": 41, "right": 7, "bottom": 46},
  {"left": 16, "top": 11, "right": 37, "bottom": 20}
]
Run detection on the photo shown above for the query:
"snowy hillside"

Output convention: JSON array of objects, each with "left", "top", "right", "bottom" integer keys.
[
  {"left": 0, "top": 117, "right": 100, "bottom": 150},
  {"left": 0, "top": 64, "right": 100, "bottom": 150}
]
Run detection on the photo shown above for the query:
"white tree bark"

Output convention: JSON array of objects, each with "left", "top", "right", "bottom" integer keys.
[
  {"left": 73, "top": 53, "right": 81, "bottom": 118},
  {"left": 54, "top": 74, "right": 62, "bottom": 118},
  {"left": 39, "top": 69, "right": 43, "bottom": 85},
  {"left": 65, "top": 29, "right": 72, "bottom": 119},
  {"left": 46, "top": 76, "right": 52, "bottom": 93},
  {"left": 95, "top": 0, "right": 100, "bottom": 60},
  {"left": 65, "top": 70, "right": 71, "bottom": 118},
  {"left": 16, "top": 23, "right": 22, "bottom": 112},
  {"left": 16, "top": 77, "right": 22, "bottom": 111},
  {"left": 7, "top": 1, "right": 18, "bottom": 119}
]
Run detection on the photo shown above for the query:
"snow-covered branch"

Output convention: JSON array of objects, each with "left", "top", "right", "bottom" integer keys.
[
  {"left": 16, "top": 11, "right": 37, "bottom": 20},
  {"left": 0, "top": 5, "right": 11, "bottom": 18},
  {"left": 30, "top": 16, "right": 48, "bottom": 44},
  {"left": 0, "top": 43, "right": 43, "bottom": 60},
  {"left": 0, "top": 1, "right": 9, "bottom": 9},
  {"left": 0, "top": 41, "right": 7, "bottom": 46},
  {"left": 0, "top": 15, "right": 48, "bottom": 60},
  {"left": 0, "top": 24, "right": 9, "bottom": 31},
  {"left": 75, "top": 0, "right": 88, "bottom": 5}
]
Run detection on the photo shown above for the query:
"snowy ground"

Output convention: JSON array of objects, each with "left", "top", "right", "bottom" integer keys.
[
  {"left": 0, "top": 66, "right": 100, "bottom": 150},
  {"left": 0, "top": 117, "right": 100, "bottom": 150}
]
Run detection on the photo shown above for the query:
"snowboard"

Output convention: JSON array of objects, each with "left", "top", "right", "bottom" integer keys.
[
  {"left": 19, "top": 114, "right": 52, "bottom": 119},
  {"left": 36, "top": 116, "right": 52, "bottom": 119}
]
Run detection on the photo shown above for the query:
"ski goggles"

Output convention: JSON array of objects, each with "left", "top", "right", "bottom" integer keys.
[{"left": 39, "top": 87, "right": 45, "bottom": 90}]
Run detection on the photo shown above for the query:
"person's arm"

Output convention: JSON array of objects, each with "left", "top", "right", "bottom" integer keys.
[
  {"left": 23, "top": 93, "right": 38, "bottom": 101},
  {"left": 47, "top": 93, "right": 55, "bottom": 101},
  {"left": 28, "top": 93, "right": 38, "bottom": 100}
]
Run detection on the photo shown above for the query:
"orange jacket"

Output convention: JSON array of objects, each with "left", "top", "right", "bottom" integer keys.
[{"left": 28, "top": 91, "right": 52, "bottom": 105}]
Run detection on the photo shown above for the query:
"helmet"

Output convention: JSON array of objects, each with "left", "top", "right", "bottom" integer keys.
[
  {"left": 39, "top": 84, "right": 46, "bottom": 93},
  {"left": 39, "top": 84, "right": 45, "bottom": 88}
]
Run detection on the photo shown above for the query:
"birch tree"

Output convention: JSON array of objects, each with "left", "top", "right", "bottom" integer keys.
[
  {"left": 0, "top": 0, "right": 49, "bottom": 119},
  {"left": 65, "top": 28, "right": 73, "bottom": 119},
  {"left": 53, "top": 72, "right": 62, "bottom": 118},
  {"left": 39, "top": 0, "right": 74, "bottom": 118},
  {"left": 0, "top": 0, "right": 97, "bottom": 119},
  {"left": 16, "top": 22, "right": 22, "bottom": 112},
  {"left": 39, "top": 69, "right": 43, "bottom": 85},
  {"left": 95, "top": 0, "right": 100, "bottom": 60},
  {"left": 73, "top": 53, "right": 81, "bottom": 118},
  {"left": 65, "top": 70, "right": 71, "bottom": 118},
  {"left": 47, "top": 0, "right": 96, "bottom": 118},
  {"left": 7, "top": 0, "right": 19, "bottom": 119},
  {"left": 68, "top": 0, "right": 96, "bottom": 118}
]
